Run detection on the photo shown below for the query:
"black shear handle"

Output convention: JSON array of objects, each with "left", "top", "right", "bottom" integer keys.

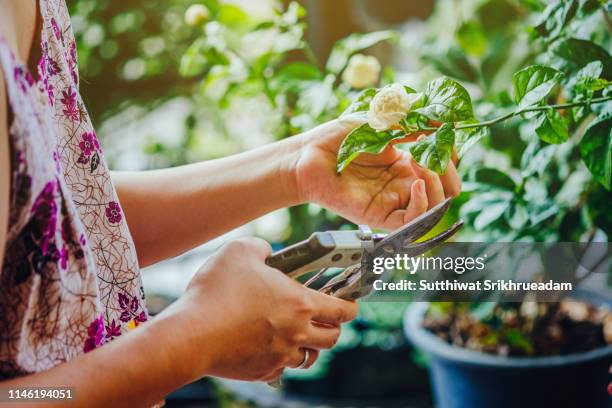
[{"left": 265, "top": 232, "right": 335, "bottom": 274}]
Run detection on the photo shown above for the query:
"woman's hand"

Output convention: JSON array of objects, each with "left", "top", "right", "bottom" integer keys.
[
  {"left": 294, "top": 120, "right": 461, "bottom": 230},
  {"left": 159, "top": 237, "right": 358, "bottom": 382}
]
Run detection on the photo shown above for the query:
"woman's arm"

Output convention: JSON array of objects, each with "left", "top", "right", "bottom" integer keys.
[
  {"left": 113, "top": 134, "right": 303, "bottom": 267},
  {"left": 115, "top": 125, "right": 462, "bottom": 268},
  {"left": 0, "top": 310, "right": 195, "bottom": 407},
  {"left": 115, "top": 121, "right": 460, "bottom": 268},
  {"left": 0, "top": 237, "right": 357, "bottom": 408}
]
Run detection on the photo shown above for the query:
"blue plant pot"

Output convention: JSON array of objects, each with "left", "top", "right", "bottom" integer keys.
[{"left": 404, "top": 300, "right": 612, "bottom": 408}]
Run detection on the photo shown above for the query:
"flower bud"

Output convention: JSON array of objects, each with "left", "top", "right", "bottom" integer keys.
[
  {"left": 342, "top": 54, "right": 381, "bottom": 89},
  {"left": 367, "top": 84, "right": 421, "bottom": 131},
  {"left": 185, "top": 4, "right": 210, "bottom": 27}
]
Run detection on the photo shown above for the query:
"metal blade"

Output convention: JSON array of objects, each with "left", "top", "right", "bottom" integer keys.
[
  {"left": 397, "top": 220, "right": 464, "bottom": 257},
  {"left": 328, "top": 220, "right": 464, "bottom": 301},
  {"left": 372, "top": 197, "right": 453, "bottom": 257}
]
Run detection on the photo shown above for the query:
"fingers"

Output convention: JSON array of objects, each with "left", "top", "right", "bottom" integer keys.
[
  {"left": 261, "top": 368, "right": 285, "bottom": 383},
  {"left": 302, "top": 323, "right": 341, "bottom": 349},
  {"left": 309, "top": 290, "right": 359, "bottom": 325},
  {"left": 382, "top": 179, "right": 428, "bottom": 228},
  {"left": 287, "top": 348, "right": 319, "bottom": 369},
  {"left": 404, "top": 179, "right": 429, "bottom": 221},
  {"left": 228, "top": 236, "right": 272, "bottom": 259},
  {"left": 408, "top": 158, "right": 445, "bottom": 209},
  {"left": 439, "top": 160, "right": 461, "bottom": 198}
]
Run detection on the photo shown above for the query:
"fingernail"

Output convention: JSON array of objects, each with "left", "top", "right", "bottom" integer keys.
[{"left": 416, "top": 180, "right": 425, "bottom": 192}]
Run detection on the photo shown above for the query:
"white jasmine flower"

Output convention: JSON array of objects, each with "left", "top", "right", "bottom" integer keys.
[
  {"left": 367, "top": 84, "right": 421, "bottom": 131},
  {"left": 239, "top": 28, "right": 280, "bottom": 62},
  {"left": 342, "top": 54, "right": 381, "bottom": 89},
  {"left": 185, "top": 4, "right": 210, "bottom": 26}
]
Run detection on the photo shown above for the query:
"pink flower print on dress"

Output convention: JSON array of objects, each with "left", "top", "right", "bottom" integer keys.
[
  {"left": 105, "top": 319, "right": 122, "bottom": 340},
  {"left": 83, "top": 314, "right": 106, "bottom": 353},
  {"left": 59, "top": 244, "right": 68, "bottom": 270},
  {"left": 77, "top": 132, "right": 100, "bottom": 164},
  {"left": 51, "top": 18, "right": 62, "bottom": 41},
  {"left": 60, "top": 87, "right": 79, "bottom": 122},
  {"left": 78, "top": 132, "right": 99, "bottom": 156},
  {"left": 117, "top": 293, "right": 147, "bottom": 326},
  {"left": 13, "top": 66, "right": 34, "bottom": 93},
  {"left": 30, "top": 181, "right": 58, "bottom": 256},
  {"left": 105, "top": 201, "right": 122, "bottom": 224},
  {"left": 37, "top": 43, "right": 57, "bottom": 105},
  {"left": 67, "top": 42, "right": 78, "bottom": 85}
]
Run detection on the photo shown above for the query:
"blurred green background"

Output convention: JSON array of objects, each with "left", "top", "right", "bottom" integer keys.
[{"left": 66, "top": 0, "right": 611, "bottom": 406}]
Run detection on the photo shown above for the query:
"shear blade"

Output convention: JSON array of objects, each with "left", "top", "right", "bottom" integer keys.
[
  {"left": 399, "top": 220, "right": 464, "bottom": 257},
  {"left": 336, "top": 220, "right": 464, "bottom": 301},
  {"left": 373, "top": 197, "right": 453, "bottom": 257}
]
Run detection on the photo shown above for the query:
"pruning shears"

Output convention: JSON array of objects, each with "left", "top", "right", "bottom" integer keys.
[
  {"left": 266, "top": 197, "right": 464, "bottom": 300},
  {"left": 264, "top": 198, "right": 463, "bottom": 388}
]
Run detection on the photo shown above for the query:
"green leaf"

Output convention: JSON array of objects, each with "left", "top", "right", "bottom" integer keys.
[
  {"left": 573, "top": 61, "right": 611, "bottom": 92},
  {"left": 505, "top": 329, "right": 534, "bottom": 354},
  {"left": 297, "top": 74, "right": 335, "bottom": 119},
  {"left": 270, "top": 62, "right": 322, "bottom": 93},
  {"left": 414, "top": 78, "right": 475, "bottom": 123},
  {"left": 407, "top": 123, "right": 456, "bottom": 174},
  {"left": 326, "top": 31, "right": 397, "bottom": 74},
  {"left": 455, "top": 123, "right": 489, "bottom": 159},
  {"left": 469, "top": 302, "right": 497, "bottom": 321},
  {"left": 580, "top": 113, "right": 612, "bottom": 189},
  {"left": 420, "top": 46, "right": 480, "bottom": 83},
  {"left": 280, "top": 2, "right": 306, "bottom": 26},
  {"left": 474, "top": 200, "right": 510, "bottom": 231},
  {"left": 276, "top": 62, "right": 323, "bottom": 80},
  {"left": 341, "top": 88, "right": 378, "bottom": 116},
  {"left": 521, "top": 144, "right": 556, "bottom": 177},
  {"left": 512, "top": 65, "right": 563, "bottom": 109},
  {"left": 179, "top": 39, "right": 229, "bottom": 77},
  {"left": 577, "top": 60, "right": 604, "bottom": 81},
  {"left": 472, "top": 168, "right": 517, "bottom": 191},
  {"left": 180, "top": 40, "right": 209, "bottom": 77},
  {"left": 535, "top": 109, "right": 569, "bottom": 144},
  {"left": 457, "top": 21, "right": 487, "bottom": 57},
  {"left": 217, "top": 4, "right": 250, "bottom": 28},
  {"left": 336, "top": 124, "right": 405, "bottom": 173},
  {"left": 507, "top": 203, "right": 529, "bottom": 229},
  {"left": 460, "top": 192, "right": 512, "bottom": 227},
  {"left": 534, "top": 0, "right": 578, "bottom": 39},
  {"left": 548, "top": 38, "right": 612, "bottom": 80}
]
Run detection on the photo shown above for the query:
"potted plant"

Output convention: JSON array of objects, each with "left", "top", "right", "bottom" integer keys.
[
  {"left": 330, "top": 0, "right": 612, "bottom": 406},
  {"left": 405, "top": 295, "right": 612, "bottom": 408}
]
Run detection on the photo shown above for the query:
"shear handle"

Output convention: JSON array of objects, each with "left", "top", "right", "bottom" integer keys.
[{"left": 265, "top": 232, "right": 335, "bottom": 276}]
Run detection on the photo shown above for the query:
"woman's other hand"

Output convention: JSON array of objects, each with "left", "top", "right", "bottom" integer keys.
[
  {"left": 159, "top": 237, "right": 358, "bottom": 382},
  {"left": 293, "top": 120, "right": 461, "bottom": 230}
]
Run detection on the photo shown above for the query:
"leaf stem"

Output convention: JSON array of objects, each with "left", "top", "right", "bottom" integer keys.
[{"left": 420, "top": 96, "right": 612, "bottom": 131}]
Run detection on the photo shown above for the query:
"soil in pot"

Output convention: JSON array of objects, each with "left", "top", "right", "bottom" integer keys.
[{"left": 422, "top": 298, "right": 612, "bottom": 357}]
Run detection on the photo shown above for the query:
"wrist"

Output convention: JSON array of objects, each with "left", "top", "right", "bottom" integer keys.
[
  {"left": 149, "top": 296, "right": 213, "bottom": 383},
  {"left": 277, "top": 133, "right": 308, "bottom": 206}
]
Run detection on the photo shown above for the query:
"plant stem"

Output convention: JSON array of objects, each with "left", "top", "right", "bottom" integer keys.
[{"left": 420, "top": 96, "right": 612, "bottom": 132}]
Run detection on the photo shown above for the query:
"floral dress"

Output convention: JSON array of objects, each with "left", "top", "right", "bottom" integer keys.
[{"left": 0, "top": 0, "right": 148, "bottom": 379}]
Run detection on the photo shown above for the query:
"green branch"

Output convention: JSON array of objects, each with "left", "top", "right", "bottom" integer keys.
[{"left": 420, "top": 96, "right": 612, "bottom": 132}]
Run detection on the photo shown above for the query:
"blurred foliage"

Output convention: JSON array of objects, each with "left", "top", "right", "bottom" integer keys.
[
  {"left": 68, "top": 0, "right": 407, "bottom": 371},
  {"left": 400, "top": 0, "right": 612, "bottom": 355},
  {"left": 67, "top": 0, "right": 200, "bottom": 120},
  {"left": 69, "top": 0, "right": 612, "bottom": 367}
]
